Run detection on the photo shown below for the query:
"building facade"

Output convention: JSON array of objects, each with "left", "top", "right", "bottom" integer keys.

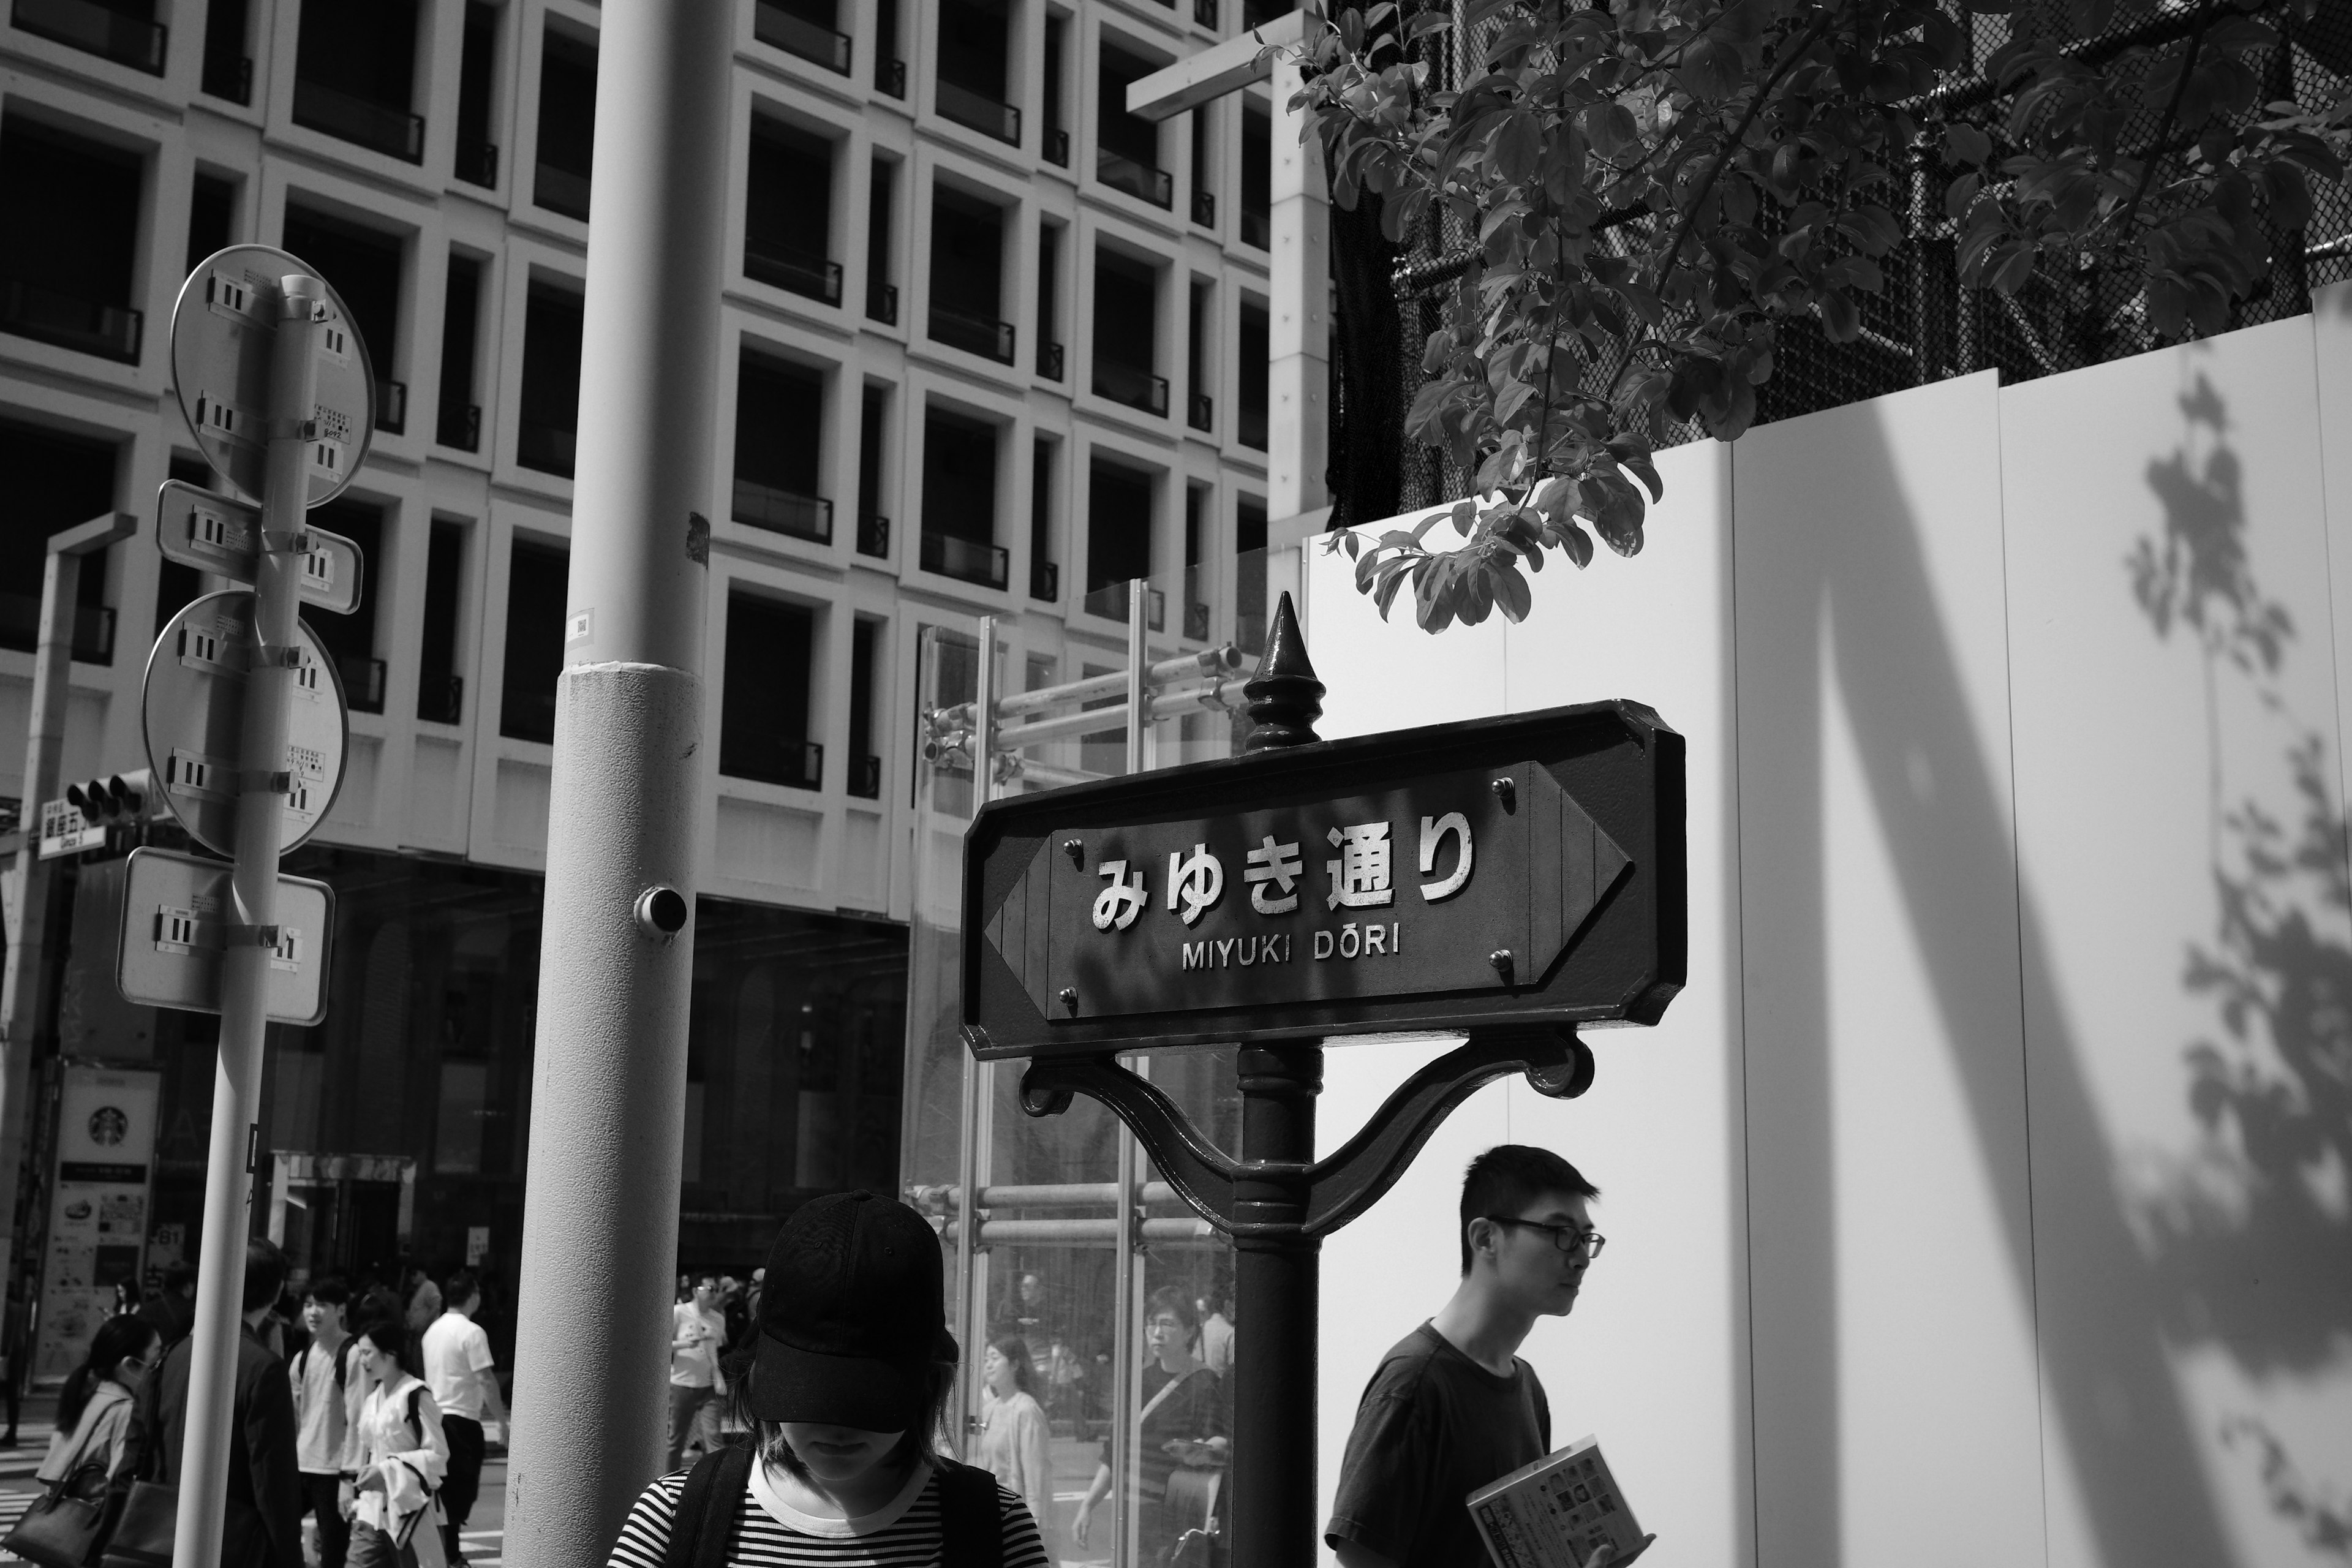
[{"left": 1, "top": 0, "right": 1280, "bottom": 1366}]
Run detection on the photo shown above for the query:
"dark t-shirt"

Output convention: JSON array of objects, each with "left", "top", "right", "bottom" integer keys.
[{"left": 1326, "top": 1322, "right": 1551, "bottom": 1568}]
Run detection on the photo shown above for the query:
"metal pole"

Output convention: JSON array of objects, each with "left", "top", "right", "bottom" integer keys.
[
  {"left": 1112, "top": 578, "right": 1154, "bottom": 1565},
  {"left": 1269, "top": 48, "right": 1330, "bottom": 525},
  {"left": 1230, "top": 592, "right": 1325, "bottom": 1568},
  {"left": 1231, "top": 1048, "right": 1322, "bottom": 1567},
  {"left": 503, "top": 0, "right": 728, "bottom": 1559},
  {"left": 954, "top": 619, "right": 1000, "bottom": 1457},
  {"left": 174, "top": 272, "right": 323, "bottom": 1568},
  {"left": 0, "top": 513, "right": 133, "bottom": 1303}
]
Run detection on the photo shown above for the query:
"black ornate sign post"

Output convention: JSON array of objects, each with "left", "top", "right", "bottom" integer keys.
[{"left": 961, "top": 594, "right": 1686, "bottom": 1567}]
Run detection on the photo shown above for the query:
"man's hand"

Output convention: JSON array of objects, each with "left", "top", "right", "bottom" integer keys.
[
  {"left": 1332, "top": 1541, "right": 1397, "bottom": 1568},
  {"left": 1582, "top": 1534, "right": 1656, "bottom": 1567}
]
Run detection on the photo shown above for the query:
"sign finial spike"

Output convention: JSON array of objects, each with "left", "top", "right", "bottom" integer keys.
[{"left": 1243, "top": 592, "right": 1324, "bottom": 752}]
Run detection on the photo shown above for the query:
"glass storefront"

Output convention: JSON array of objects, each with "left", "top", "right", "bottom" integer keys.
[{"left": 31, "top": 840, "right": 905, "bottom": 1380}]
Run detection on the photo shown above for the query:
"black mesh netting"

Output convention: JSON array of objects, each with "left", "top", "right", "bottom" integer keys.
[{"left": 1333, "top": 0, "right": 2352, "bottom": 519}]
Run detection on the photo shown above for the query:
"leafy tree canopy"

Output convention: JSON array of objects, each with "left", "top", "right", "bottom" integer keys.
[{"left": 1290, "top": 0, "right": 2352, "bottom": 630}]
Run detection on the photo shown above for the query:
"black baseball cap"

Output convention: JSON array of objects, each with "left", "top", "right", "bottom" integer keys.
[{"left": 746, "top": 1190, "right": 956, "bottom": 1430}]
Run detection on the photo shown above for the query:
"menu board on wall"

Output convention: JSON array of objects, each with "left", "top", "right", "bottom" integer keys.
[{"left": 34, "top": 1065, "right": 160, "bottom": 1384}]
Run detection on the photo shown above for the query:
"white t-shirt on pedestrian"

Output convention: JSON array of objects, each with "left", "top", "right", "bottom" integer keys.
[
  {"left": 422, "top": 1310, "right": 497, "bottom": 1422},
  {"left": 671, "top": 1303, "right": 726, "bottom": 1389}
]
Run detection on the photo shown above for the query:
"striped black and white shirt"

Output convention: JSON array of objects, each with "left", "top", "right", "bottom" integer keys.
[{"left": 607, "top": 1455, "right": 1052, "bottom": 1568}]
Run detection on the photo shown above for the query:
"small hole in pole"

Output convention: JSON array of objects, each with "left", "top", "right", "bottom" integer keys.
[{"left": 636, "top": 886, "right": 690, "bottom": 940}]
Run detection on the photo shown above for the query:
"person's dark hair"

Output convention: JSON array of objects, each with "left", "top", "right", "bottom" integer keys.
[
  {"left": 244, "top": 1238, "right": 288, "bottom": 1314},
  {"left": 748, "top": 1360, "right": 956, "bottom": 1481},
  {"left": 352, "top": 1313, "right": 411, "bottom": 1375},
  {"left": 304, "top": 1276, "right": 351, "bottom": 1308},
  {"left": 1460, "top": 1145, "right": 1600, "bottom": 1274},
  {"left": 1145, "top": 1285, "right": 1200, "bottom": 1339},
  {"left": 443, "top": 1268, "right": 481, "bottom": 1308},
  {"left": 988, "top": 1335, "right": 1041, "bottom": 1399},
  {"left": 58, "top": 1316, "right": 159, "bottom": 1433},
  {"left": 164, "top": 1264, "right": 196, "bottom": 1297}
]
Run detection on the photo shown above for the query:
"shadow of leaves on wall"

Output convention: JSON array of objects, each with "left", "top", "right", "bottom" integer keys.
[{"left": 2127, "top": 368, "right": 2352, "bottom": 1558}]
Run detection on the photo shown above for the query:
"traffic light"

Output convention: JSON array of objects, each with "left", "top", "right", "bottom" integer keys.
[{"left": 64, "top": 769, "right": 156, "bottom": 826}]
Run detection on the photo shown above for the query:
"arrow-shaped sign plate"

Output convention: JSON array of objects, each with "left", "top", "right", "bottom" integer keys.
[
  {"left": 154, "top": 481, "right": 364, "bottom": 615},
  {"left": 962, "top": 700, "right": 1684, "bottom": 1058}
]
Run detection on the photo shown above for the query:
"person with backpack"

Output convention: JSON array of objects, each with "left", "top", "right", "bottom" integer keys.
[
  {"left": 606, "top": 1190, "right": 1050, "bottom": 1568},
  {"left": 341, "top": 1313, "right": 450, "bottom": 1568},
  {"left": 291, "top": 1278, "right": 359, "bottom": 1568}
]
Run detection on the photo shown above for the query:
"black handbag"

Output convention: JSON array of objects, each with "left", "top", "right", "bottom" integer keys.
[
  {"left": 92, "top": 1480, "right": 173, "bottom": 1568},
  {"left": 3, "top": 1461, "right": 113, "bottom": 1568}
]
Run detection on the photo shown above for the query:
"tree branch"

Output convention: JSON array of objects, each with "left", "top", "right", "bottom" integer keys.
[
  {"left": 2110, "top": 0, "right": 2213, "bottom": 246},
  {"left": 1604, "top": 9, "right": 1838, "bottom": 398}
]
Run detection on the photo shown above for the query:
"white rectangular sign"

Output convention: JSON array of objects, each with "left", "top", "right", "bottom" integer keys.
[
  {"left": 38, "top": 799, "right": 105, "bottom": 860},
  {"left": 114, "top": 847, "right": 335, "bottom": 1025}
]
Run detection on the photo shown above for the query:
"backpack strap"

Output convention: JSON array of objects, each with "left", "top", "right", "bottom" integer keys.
[
  {"left": 664, "top": 1442, "right": 753, "bottom": 1568},
  {"left": 935, "top": 1460, "right": 1003, "bottom": 1568},
  {"left": 405, "top": 1384, "right": 425, "bottom": 1444},
  {"left": 335, "top": 1338, "right": 355, "bottom": 1390}
]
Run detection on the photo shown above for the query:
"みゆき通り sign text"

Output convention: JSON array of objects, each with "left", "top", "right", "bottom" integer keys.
[{"left": 962, "top": 701, "right": 1686, "bottom": 1058}]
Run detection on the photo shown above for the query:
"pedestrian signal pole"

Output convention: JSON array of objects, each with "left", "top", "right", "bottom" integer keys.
[
  {"left": 0, "top": 511, "right": 137, "bottom": 1298},
  {"left": 173, "top": 271, "right": 325, "bottom": 1568}
]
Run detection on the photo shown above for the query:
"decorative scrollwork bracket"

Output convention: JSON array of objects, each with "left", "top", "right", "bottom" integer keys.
[{"left": 1017, "top": 1025, "right": 1594, "bottom": 1243}]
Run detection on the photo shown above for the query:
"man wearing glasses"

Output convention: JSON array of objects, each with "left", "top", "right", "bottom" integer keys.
[{"left": 1327, "top": 1144, "right": 1647, "bottom": 1568}]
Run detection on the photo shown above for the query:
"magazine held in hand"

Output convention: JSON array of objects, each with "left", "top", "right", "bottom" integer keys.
[{"left": 1468, "top": 1434, "right": 1645, "bottom": 1568}]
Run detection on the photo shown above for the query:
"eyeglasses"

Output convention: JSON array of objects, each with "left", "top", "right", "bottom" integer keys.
[{"left": 1484, "top": 1217, "right": 1606, "bottom": 1258}]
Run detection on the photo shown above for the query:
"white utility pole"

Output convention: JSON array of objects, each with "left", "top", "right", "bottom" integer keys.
[
  {"left": 502, "top": 0, "right": 729, "bottom": 1561},
  {"left": 1131, "top": 10, "right": 1329, "bottom": 591}
]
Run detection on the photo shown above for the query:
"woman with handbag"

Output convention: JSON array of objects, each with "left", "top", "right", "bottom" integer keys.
[
  {"left": 340, "top": 1314, "right": 450, "bottom": 1568},
  {"left": 6, "top": 1316, "right": 162, "bottom": 1566},
  {"left": 1071, "top": 1287, "right": 1228, "bottom": 1567}
]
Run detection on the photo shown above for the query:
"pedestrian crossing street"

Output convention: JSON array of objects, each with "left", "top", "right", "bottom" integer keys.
[{"left": 0, "top": 1488, "right": 507, "bottom": 1565}]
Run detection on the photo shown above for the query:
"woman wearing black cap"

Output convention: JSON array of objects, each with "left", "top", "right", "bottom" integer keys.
[{"left": 607, "top": 1191, "right": 1050, "bottom": 1567}]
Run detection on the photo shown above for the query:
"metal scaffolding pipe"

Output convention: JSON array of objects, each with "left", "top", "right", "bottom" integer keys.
[
  {"left": 911, "top": 1180, "right": 1180, "bottom": 1210},
  {"left": 991, "top": 678, "right": 1242, "bottom": 753},
  {"left": 941, "top": 1216, "right": 1221, "bottom": 1247},
  {"left": 503, "top": 0, "right": 729, "bottom": 1561},
  {"left": 1002, "top": 756, "right": 1107, "bottom": 791},
  {"left": 944, "top": 643, "right": 1243, "bottom": 725}
]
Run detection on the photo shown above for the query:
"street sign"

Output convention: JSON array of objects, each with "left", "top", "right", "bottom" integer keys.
[
  {"left": 154, "top": 481, "right": 364, "bottom": 616},
  {"left": 142, "top": 591, "right": 347, "bottom": 860},
  {"left": 37, "top": 799, "right": 105, "bottom": 860},
  {"left": 962, "top": 700, "right": 1685, "bottom": 1058},
  {"left": 114, "top": 848, "right": 334, "bottom": 1025},
  {"left": 170, "top": 246, "right": 374, "bottom": 508}
]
